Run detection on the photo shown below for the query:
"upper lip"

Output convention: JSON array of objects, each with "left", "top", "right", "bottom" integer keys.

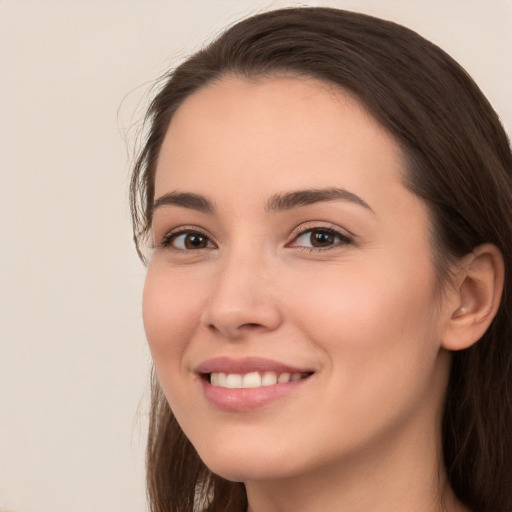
[{"left": 195, "top": 356, "right": 314, "bottom": 375}]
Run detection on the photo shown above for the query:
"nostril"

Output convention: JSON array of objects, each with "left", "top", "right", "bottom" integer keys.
[
  {"left": 241, "top": 323, "right": 263, "bottom": 329},
  {"left": 206, "top": 321, "right": 264, "bottom": 338}
]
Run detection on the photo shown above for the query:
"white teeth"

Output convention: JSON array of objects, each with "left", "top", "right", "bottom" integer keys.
[
  {"left": 261, "top": 371, "right": 278, "bottom": 386},
  {"left": 209, "top": 371, "right": 308, "bottom": 388},
  {"left": 225, "top": 374, "right": 242, "bottom": 389},
  {"left": 242, "top": 372, "right": 261, "bottom": 388}
]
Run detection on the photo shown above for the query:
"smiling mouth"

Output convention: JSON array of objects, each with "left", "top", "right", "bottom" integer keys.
[{"left": 204, "top": 371, "right": 313, "bottom": 389}]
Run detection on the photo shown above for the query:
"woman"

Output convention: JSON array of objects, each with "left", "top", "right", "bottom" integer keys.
[{"left": 130, "top": 7, "right": 512, "bottom": 512}]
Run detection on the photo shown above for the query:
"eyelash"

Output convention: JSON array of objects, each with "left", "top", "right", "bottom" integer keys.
[
  {"left": 159, "top": 227, "right": 215, "bottom": 251},
  {"left": 158, "top": 224, "right": 353, "bottom": 253},
  {"left": 288, "top": 224, "right": 353, "bottom": 252}
]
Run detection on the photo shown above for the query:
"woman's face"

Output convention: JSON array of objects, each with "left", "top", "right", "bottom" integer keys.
[{"left": 143, "top": 76, "right": 452, "bottom": 483}]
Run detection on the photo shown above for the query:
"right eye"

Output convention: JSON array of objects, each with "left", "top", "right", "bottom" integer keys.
[{"left": 162, "top": 230, "right": 215, "bottom": 251}]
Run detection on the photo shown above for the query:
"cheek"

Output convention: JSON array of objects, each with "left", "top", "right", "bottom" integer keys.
[
  {"left": 286, "top": 261, "right": 445, "bottom": 441},
  {"left": 142, "top": 263, "right": 203, "bottom": 369},
  {"left": 289, "top": 258, "right": 441, "bottom": 367}
]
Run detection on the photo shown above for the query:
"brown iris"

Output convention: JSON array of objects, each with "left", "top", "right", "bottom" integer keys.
[
  {"left": 309, "top": 229, "right": 337, "bottom": 247},
  {"left": 183, "top": 233, "right": 209, "bottom": 249}
]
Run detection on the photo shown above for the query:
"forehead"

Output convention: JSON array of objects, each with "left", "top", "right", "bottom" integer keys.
[{"left": 155, "top": 75, "right": 411, "bottom": 216}]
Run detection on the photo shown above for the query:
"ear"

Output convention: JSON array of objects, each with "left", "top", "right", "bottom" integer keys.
[{"left": 442, "top": 243, "right": 504, "bottom": 351}]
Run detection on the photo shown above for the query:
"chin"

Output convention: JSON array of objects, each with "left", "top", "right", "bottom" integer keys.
[
  {"left": 205, "top": 460, "right": 293, "bottom": 483},
  {"left": 196, "top": 440, "right": 304, "bottom": 482}
]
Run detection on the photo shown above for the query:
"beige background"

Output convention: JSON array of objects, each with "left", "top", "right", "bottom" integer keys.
[{"left": 0, "top": 1, "right": 510, "bottom": 511}]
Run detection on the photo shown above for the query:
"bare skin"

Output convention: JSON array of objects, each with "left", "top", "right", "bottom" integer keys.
[{"left": 143, "top": 76, "right": 498, "bottom": 511}]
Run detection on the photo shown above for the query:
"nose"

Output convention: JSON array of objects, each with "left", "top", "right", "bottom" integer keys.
[{"left": 200, "top": 250, "right": 282, "bottom": 339}]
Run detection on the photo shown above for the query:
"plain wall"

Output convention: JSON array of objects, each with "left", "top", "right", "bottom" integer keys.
[{"left": 0, "top": 1, "right": 510, "bottom": 511}]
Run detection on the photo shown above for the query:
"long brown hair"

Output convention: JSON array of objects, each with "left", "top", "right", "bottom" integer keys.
[{"left": 130, "top": 8, "right": 512, "bottom": 512}]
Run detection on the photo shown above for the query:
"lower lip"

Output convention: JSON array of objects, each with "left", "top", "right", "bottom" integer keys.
[{"left": 200, "top": 377, "right": 311, "bottom": 412}]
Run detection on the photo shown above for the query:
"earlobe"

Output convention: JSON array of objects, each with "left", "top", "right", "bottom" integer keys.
[{"left": 442, "top": 243, "right": 504, "bottom": 351}]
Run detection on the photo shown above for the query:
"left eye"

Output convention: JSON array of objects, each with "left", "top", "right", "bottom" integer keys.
[
  {"left": 292, "top": 228, "right": 350, "bottom": 249},
  {"left": 167, "top": 231, "right": 214, "bottom": 250}
]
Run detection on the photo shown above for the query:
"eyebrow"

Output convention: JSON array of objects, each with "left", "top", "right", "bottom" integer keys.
[
  {"left": 152, "top": 187, "right": 373, "bottom": 214},
  {"left": 265, "top": 187, "right": 374, "bottom": 213},
  {"left": 153, "top": 191, "right": 214, "bottom": 213}
]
